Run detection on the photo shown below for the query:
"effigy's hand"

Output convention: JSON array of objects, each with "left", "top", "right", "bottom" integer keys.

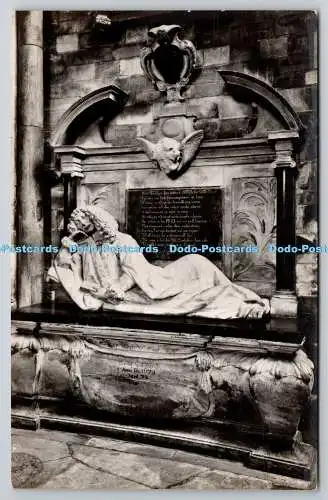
[
  {"left": 68, "top": 230, "right": 89, "bottom": 244},
  {"left": 82, "top": 284, "right": 107, "bottom": 300},
  {"left": 87, "top": 287, "right": 107, "bottom": 300},
  {"left": 246, "top": 303, "right": 265, "bottom": 319},
  {"left": 84, "top": 284, "right": 125, "bottom": 303},
  {"left": 104, "top": 285, "right": 125, "bottom": 303},
  {"left": 61, "top": 236, "right": 76, "bottom": 249}
]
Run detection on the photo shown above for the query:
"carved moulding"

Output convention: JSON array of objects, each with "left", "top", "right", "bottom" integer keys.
[{"left": 140, "top": 24, "right": 202, "bottom": 102}]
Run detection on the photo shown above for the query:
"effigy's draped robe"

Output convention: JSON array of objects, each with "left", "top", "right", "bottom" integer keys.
[{"left": 50, "top": 233, "right": 270, "bottom": 319}]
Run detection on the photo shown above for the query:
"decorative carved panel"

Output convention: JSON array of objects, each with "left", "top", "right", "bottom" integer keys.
[{"left": 231, "top": 177, "right": 276, "bottom": 284}]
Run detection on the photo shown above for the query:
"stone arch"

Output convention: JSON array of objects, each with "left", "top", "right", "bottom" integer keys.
[
  {"left": 50, "top": 85, "right": 129, "bottom": 147},
  {"left": 219, "top": 70, "right": 305, "bottom": 140}
]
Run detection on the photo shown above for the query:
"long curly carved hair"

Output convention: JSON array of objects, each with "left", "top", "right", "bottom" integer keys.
[{"left": 70, "top": 205, "right": 118, "bottom": 241}]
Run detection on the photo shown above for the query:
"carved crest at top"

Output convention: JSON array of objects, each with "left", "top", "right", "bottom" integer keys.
[{"left": 140, "top": 24, "right": 202, "bottom": 102}]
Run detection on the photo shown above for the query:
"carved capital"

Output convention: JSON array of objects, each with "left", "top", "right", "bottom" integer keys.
[
  {"left": 54, "top": 146, "right": 86, "bottom": 179},
  {"left": 269, "top": 131, "right": 299, "bottom": 170},
  {"left": 94, "top": 13, "right": 112, "bottom": 27},
  {"left": 272, "top": 153, "right": 296, "bottom": 170},
  {"left": 272, "top": 140, "right": 296, "bottom": 169}
]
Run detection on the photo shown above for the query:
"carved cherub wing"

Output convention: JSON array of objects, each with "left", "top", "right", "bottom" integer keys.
[
  {"left": 137, "top": 137, "right": 156, "bottom": 162},
  {"left": 179, "top": 130, "right": 204, "bottom": 171},
  {"left": 91, "top": 186, "right": 112, "bottom": 207}
]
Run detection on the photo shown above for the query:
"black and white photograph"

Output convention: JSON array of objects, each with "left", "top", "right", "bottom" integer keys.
[{"left": 10, "top": 9, "right": 318, "bottom": 490}]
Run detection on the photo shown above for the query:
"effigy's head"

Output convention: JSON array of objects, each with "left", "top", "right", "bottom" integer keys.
[
  {"left": 68, "top": 208, "right": 95, "bottom": 234},
  {"left": 69, "top": 206, "right": 118, "bottom": 242}
]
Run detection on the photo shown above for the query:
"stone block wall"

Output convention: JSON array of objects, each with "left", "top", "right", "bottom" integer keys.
[{"left": 44, "top": 10, "right": 318, "bottom": 299}]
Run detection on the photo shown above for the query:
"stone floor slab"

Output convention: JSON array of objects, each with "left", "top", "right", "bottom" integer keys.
[
  {"left": 11, "top": 428, "right": 315, "bottom": 490},
  {"left": 70, "top": 443, "right": 208, "bottom": 489},
  {"left": 41, "top": 462, "right": 151, "bottom": 490},
  {"left": 12, "top": 433, "right": 70, "bottom": 462},
  {"left": 12, "top": 454, "right": 76, "bottom": 489}
]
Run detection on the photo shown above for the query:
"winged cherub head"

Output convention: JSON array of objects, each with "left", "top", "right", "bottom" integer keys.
[
  {"left": 137, "top": 130, "right": 204, "bottom": 178},
  {"left": 158, "top": 137, "right": 182, "bottom": 173}
]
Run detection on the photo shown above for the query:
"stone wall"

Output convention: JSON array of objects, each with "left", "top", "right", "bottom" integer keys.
[{"left": 44, "top": 10, "right": 318, "bottom": 299}]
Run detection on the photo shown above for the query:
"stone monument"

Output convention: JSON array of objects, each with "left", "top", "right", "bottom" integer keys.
[{"left": 11, "top": 21, "right": 315, "bottom": 481}]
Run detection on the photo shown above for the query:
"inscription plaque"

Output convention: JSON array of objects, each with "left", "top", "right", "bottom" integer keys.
[
  {"left": 109, "top": 359, "right": 157, "bottom": 382},
  {"left": 127, "top": 188, "right": 222, "bottom": 259}
]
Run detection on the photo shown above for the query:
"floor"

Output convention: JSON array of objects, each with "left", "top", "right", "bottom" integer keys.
[{"left": 11, "top": 427, "right": 315, "bottom": 490}]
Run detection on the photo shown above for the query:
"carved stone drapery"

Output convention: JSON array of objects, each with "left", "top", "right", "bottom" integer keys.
[{"left": 12, "top": 328, "right": 313, "bottom": 426}]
